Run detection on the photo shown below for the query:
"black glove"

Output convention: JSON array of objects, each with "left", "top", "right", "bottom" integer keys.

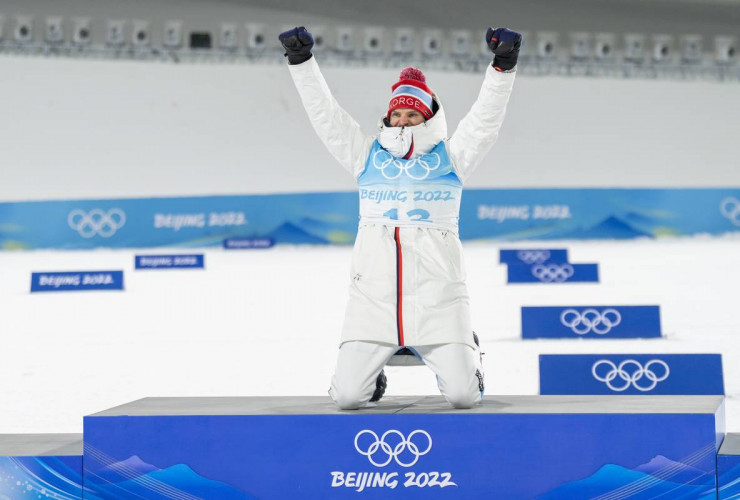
[
  {"left": 486, "top": 27, "right": 522, "bottom": 72},
  {"left": 278, "top": 26, "right": 314, "bottom": 65}
]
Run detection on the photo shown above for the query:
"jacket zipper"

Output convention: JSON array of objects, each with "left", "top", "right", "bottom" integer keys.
[{"left": 394, "top": 227, "right": 405, "bottom": 346}]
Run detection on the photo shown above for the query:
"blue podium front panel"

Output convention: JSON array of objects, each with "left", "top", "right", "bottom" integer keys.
[
  {"left": 0, "top": 434, "right": 83, "bottom": 500},
  {"left": 718, "top": 433, "right": 740, "bottom": 500},
  {"left": 83, "top": 396, "right": 724, "bottom": 499}
]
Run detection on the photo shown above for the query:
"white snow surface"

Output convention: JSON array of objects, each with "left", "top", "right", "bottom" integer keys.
[{"left": 0, "top": 237, "right": 738, "bottom": 434}]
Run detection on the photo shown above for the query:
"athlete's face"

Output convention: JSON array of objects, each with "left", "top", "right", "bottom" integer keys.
[{"left": 389, "top": 108, "right": 426, "bottom": 127}]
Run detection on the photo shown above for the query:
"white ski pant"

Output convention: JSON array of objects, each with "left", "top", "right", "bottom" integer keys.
[{"left": 329, "top": 341, "right": 484, "bottom": 410}]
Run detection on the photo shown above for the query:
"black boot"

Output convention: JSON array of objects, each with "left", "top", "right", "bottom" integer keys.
[
  {"left": 473, "top": 331, "right": 485, "bottom": 394},
  {"left": 369, "top": 370, "right": 387, "bottom": 403}
]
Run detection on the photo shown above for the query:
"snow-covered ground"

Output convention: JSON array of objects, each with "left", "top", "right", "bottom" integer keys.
[{"left": 0, "top": 236, "right": 738, "bottom": 434}]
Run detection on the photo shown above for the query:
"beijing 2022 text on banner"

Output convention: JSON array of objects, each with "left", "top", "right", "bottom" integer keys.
[
  {"left": 1, "top": 188, "right": 739, "bottom": 249},
  {"left": 522, "top": 306, "right": 662, "bottom": 339},
  {"left": 539, "top": 354, "right": 724, "bottom": 395},
  {"left": 30, "top": 271, "right": 124, "bottom": 292},
  {"left": 135, "top": 254, "right": 204, "bottom": 270}
]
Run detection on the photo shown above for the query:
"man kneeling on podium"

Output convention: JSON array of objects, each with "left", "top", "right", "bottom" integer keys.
[{"left": 279, "top": 25, "right": 520, "bottom": 409}]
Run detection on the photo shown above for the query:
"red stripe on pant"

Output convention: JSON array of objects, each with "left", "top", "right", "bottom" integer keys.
[{"left": 394, "top": 227, "right": 405, "bottom": 346}]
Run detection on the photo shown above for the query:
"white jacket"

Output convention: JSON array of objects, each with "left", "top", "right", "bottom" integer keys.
[{"left": 288, "top": 57, "right": 515, "bottom": 348}]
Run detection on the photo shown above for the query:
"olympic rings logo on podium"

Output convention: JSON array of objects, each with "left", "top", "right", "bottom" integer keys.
[
  {"left": 592, "top": 359, "right": 670, "bottom": 392},
  {"left": 516, "top": 250, "right": 551, "bottom": 264},
  {"left": 560, "top": 308, "right": 622, "bottom": 335},
  {"left": 720, "top": 197, "right": 740, "bottom": 227},
  {"left": 354, "top": 429, "right": 432, "bottom": 468},
  {"left": 531, "top": 264, "right": 574, "bottom": 283},
  {"left": 68, "top": 208, "right": 126, "bottom": 238},
  {"left": 372, "top": 149, "right": 441, "bottom": 180}
]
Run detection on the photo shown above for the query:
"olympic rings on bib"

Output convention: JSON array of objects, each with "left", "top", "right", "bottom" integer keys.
[
  {"left": 531, "top": 264, "right": 574, "bottom": 283},
  {"left": 592, "top": 359, "right": 670, "bottom": 392},
  {"left": 372, "top": 149, "right": 441, "bottom": 180},
  {"left": 68, "top": 208, "right": 126, "bottom": 238},
  {"left": 560, "top": 308, "right": 622, "bottom": 335},
  {"left": 354, "top": 429, "right": 432, "bottom": 468}
]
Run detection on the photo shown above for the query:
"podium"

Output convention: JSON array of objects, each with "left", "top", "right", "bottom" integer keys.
[
  {"left": 719, "top": 433, "right": 740, "bottom": 500},
  {"left": 0, "top": 433, "right": 83, "bottom": 500},
  {"left": 82, "top": 395, "right": 724, "bottom": 499}
]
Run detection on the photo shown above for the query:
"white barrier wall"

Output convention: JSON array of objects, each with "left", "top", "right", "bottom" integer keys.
[{"left": 1, "top": 56, "right": 739, "bottom": 202}]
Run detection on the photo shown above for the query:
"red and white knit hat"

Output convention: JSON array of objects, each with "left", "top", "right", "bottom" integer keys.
[{"left": 387, "top": 67, "right": 435, "bottom": 120}]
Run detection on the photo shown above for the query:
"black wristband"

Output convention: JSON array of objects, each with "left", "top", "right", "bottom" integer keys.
[
  {"left": 286, "top": 52, "right": 313, "bottom": 65},
  {"left": 492, "top": 55, "right": 516, "bottom": 71}
]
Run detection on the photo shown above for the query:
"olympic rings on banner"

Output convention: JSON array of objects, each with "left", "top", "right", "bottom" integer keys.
[
  {"left": 560, "top": 308, "right": 622, "bottom": 335},
  {"left": 720, "top": 197, "right": 740, "bottom": 227},
  {"left": 531, "top": 264, "right": 575, "bottom": 283},
  {"left": 592, "top": 359, "right": 670, "bottom": 392},
  {"left": 68, "top": 208, "right": 126, "bottom": 238},
  {"left": 516, "top": 250, "right": 551, "bottom": 264}
]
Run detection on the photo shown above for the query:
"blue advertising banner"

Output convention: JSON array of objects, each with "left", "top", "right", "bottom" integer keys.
[
  {"left": 223, "top": 237, "right": 275, "bottom": 249},
  {"left": 135, "top": 254, "right": 204, "bottom": 270},
  {"left": 499, "top": 248, "right": 568, "bottom": 265},
  {"left": 522, "top": 306, "right": 662, "bottom": 339},
  {"left": 507, "top": 263, "right": 599, "bottom": 283},
  {"left": 463, "top": 189, "right": 740, "bottom": 240},
  {"left": 0, "top": 188, "right": 739, "bottom": 250},
  {"left": 539, "top": 354, "right": 724, "bottom": 395},
  {"left": 30, "top": 271, "right": 124, "bottom": 292}
]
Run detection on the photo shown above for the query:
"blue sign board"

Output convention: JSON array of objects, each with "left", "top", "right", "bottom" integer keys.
[
  {"left": 539, "top": 354, "right": 724, "bottom": 395},
  {"left": 223, "top": 237, "right": 275, "bottom": 249},
  {"left": 499, "top": 248, "right": 568, "bottom": 265},
  {"left": 30, "top": 271, "right": 124, "bottom": 292},
  {"left": 1, "top": 188, "right": 739, "bottom": 250},
  {"left": 522, "top": 306, "right": 662, "bottom": 339},
  {"left": 507, "top": 263, "right": 599, "bottom": 283},
  {"left": 135, "top": 254, "right": 204, "bottom": 269}
]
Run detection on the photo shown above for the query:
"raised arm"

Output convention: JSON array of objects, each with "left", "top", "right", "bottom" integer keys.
[
  {"left": 449, "top": 28, "right": 521, "bottom": 183},
  {"left": 280, "top": 27, "right": 372, "bottom": 177}
]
